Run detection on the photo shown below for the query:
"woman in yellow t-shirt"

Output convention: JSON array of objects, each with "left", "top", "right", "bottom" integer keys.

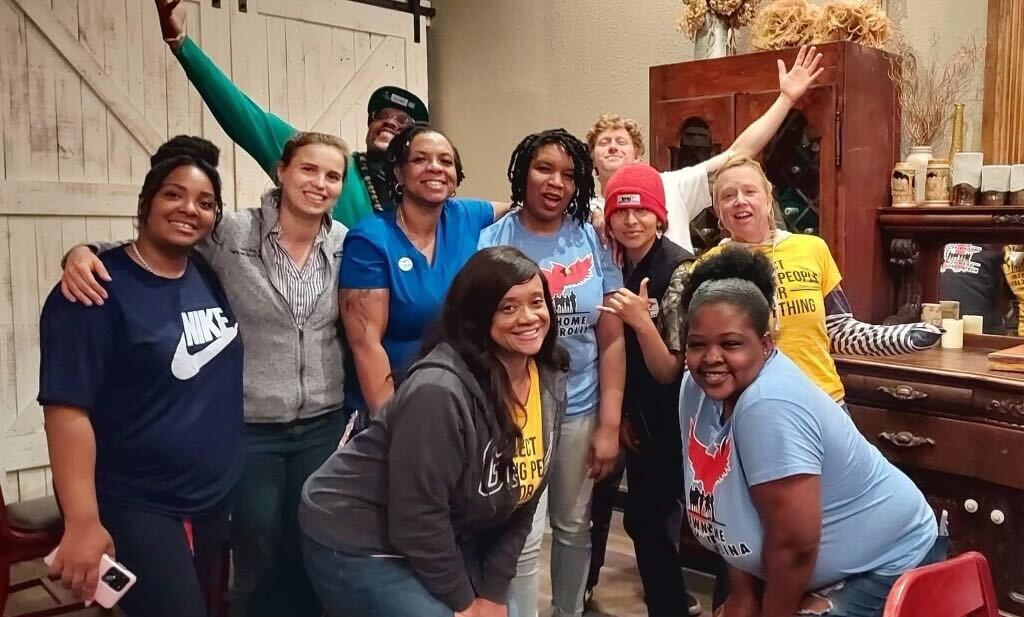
[{"left": 702, "top": 155, "right": 941, "bottom": 403}]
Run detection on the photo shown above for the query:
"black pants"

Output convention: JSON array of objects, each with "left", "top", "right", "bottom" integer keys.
[
  {"left": 624, "top": 415, "right": 691, "bottom": 617},
  {"left": 587, "top": 457, "right": 625, "bottom": 591},
  {"left": 98, "top": 500, "right": 230, "bottom": 617}
]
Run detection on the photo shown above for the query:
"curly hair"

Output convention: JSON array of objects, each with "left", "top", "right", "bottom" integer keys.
[
  {"left": 140, "top": 135, "right": 224, "bottom": 232},
  {"left": 682, "top": 246, "right": 777, "bottom": 334},
  {"left": 385, "top": 123, "right": 466, "bottom": 202},
  {"left": 585, "top": 113, "right": 646, "bottom": 157},
  {"left": 507, "top": 128, "right": 595, "bottom": 226}
]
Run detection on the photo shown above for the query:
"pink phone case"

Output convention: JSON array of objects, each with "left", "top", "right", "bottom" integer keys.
[{"left": 44, "top": 549, "right": 137, "bottom": 608}]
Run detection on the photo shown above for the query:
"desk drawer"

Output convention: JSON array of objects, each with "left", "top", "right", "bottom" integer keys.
[
  {"left": 851, "top": 405, "right": 1024, "bottom": 490},
  {"left": 973, "top": 389, "right": 1024, "bottom": 428},
  {"left": 842, "top": 373, "right": 973, "bottom": 415}
]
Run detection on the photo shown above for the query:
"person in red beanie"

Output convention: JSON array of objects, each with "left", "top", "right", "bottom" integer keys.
[{"left": 595, "top": 163, "right": 701, "bottom": 617}]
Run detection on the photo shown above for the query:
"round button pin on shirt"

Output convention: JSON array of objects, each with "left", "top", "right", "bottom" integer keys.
[{"left": 398, "top": 257, "right": 413, "bottom": 272}]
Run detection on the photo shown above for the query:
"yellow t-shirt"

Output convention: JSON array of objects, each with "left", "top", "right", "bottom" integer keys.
[
  {"left": 702, "top": 235, "right": 846, "bottom": 401},
  {"left": 512, "top": 360, "right": 545, "bottom": 505},
  {"left": 1003, "top": 246, "right": 1024, "bottom": 336}
]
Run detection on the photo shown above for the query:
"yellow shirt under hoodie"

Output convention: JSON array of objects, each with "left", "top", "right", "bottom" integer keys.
[
  {"left": 512, "top": 360, "right": 546, "bottom": 505},
  {"left": 702, "top": 233, "right": 846, "bottom": 401}
]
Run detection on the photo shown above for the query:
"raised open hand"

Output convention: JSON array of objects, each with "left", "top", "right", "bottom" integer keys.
[{"left": 778, "top": 45, "right": 825, "bottom": 104}]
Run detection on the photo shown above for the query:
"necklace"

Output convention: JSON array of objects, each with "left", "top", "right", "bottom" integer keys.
[
  {"left": 396, "top": 207, "right": 435, "bottom": 254},
  {"left": 131, "top": 242, "right": 155, "bottom": 273},
  {"left": 355, "top": 152, "right": 383, "bottom": 211}
]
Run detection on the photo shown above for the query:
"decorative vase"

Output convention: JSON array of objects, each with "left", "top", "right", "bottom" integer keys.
[
  {"left": 891, "top": 162, "right": 916, "bottom": 207},
  {"left": 948, "top": 103, "right": 965, "bottom": 161},
  {"left": 694, "top": 13, "right": 735, "bottom": 59},
  {"left": 905, "top": 145, "right": 933, "bottom": 205},
  {"left": 924, "top": 159, "right": 952, "bottom": 206}
]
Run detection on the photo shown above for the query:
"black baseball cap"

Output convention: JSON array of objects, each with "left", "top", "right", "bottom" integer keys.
[{"left": 367, "top": 86, "right": 429, "bottom": 123}]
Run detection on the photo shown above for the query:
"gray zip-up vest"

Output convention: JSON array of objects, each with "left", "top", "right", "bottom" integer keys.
[{"left": 201, "top": 193, "right": 347, "bottom": 422}]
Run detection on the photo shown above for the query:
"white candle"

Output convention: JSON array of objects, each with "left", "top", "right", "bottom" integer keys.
[
  {"left": 941, "top": 318, "right": 964, "bottom": 349},
  {"left": 962, "top": 314, "right": 984, "bottom": 335}
]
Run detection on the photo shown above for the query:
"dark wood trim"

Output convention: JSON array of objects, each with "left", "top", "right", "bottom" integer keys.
[
  {"left": 348, "top": 0, "right": 436, "bottom": 18},
  {"left": 879, "top": 206, "right": 1024, "bottom": 240}
]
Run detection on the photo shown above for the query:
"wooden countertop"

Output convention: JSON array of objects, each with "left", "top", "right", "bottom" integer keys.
[{"left": 834, "top": 341, "right": 1024, "bottom": 389}]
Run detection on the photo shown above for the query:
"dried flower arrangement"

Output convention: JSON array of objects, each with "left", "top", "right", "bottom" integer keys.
[
  {"left": 889, "top": 34, "right": 984, "bottom": 148},
  {"left": 750, "top": 0, "right": 820, "bottom": 50},
  {"left": 751, "top": 0, "right": 891, "bottom": 51},
  {"left": 677, "top": 0, "right": 764, "bottom": 39}
]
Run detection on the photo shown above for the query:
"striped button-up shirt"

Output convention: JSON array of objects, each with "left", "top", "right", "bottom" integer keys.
[{"left": 266, "top": 222, "right": 331, "bottom": 327}]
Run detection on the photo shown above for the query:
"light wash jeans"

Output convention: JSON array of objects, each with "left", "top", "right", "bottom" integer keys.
[{"left": 508, "top": 413, "right": 597, "bottom": 617}]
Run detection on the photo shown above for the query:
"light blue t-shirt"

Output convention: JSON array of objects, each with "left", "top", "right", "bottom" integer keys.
[
  {"left": 340, "top": 198, "right": 494, "bottom": 409},
  {"left": 679, "top": 350, "right": 937, "bottom": 589},
  {"left": 478, "top": 213, "right": 622, "bottom": 416}
]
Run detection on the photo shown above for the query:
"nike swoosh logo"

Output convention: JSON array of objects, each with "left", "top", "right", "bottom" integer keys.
[{"left": 170, "top": 324, "right": 238, "bottom": 381}]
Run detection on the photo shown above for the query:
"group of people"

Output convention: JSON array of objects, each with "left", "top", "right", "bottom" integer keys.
[{"left": 37, "top": 2, "right": 947, "bottom": 617}]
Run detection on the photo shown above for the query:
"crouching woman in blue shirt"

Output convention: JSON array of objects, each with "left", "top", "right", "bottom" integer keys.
[
  {"left": 678, "top": 247, "right": 944, "bottom": 617},
  {"left": 38, "top": 137, "right": 243, "bottom": 617}
]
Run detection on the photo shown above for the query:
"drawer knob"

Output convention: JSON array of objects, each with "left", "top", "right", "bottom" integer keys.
[
  {"left": 990, "top": 510, "right": 1005, "bottom": 525},
  {"left": 877, "top": 385, "right": 928, "bottom": 401},
  {"left": 878, "top": 431, "right": 935, "bottom": 448},
  {"left": 964, "top": 499, "right": 978, "bottom": 513}
]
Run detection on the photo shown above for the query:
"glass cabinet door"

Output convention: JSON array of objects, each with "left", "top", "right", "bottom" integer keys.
[
  {"left": 650, "top": 95, "right": 735, "bottom": 253},
  {"left": 735, "top": 86, "right": 837, "bottom": 242}
]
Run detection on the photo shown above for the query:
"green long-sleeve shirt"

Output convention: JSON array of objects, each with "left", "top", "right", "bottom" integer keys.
[{"left": 174, "top": 36, "right": 373, "bottom": 227}]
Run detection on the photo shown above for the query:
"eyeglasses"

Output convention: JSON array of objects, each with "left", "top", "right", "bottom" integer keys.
[{"left": 371, "top": 109, "right": 415, "bottom": 127}]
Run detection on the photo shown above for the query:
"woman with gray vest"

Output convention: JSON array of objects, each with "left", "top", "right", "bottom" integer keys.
[{"left": 59, "top": 131, "right": 350, "bottom": 617}]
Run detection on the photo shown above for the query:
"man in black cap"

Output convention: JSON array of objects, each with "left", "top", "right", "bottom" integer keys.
[{"left": 157, "top": 0, "right": 427, "bottom": 227}]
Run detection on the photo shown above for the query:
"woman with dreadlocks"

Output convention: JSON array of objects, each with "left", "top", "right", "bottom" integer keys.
[
  {"left": 478, "top": 129, "right": 626, "bottom": 617},
  {"left": 340, "top": 123, "right": 511, "bottom": 417}
]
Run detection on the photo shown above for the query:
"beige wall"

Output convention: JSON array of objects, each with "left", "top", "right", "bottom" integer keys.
[{"left": 428, "top": 0, "right": 988, "bottom": 201}]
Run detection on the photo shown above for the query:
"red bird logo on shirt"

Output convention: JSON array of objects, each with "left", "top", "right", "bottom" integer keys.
[
  {"left": 540, "top": 255, "right": 594, "bottom": 296},
  {"left": 687, "top": 418, "right": 733, "bottom": 494}
]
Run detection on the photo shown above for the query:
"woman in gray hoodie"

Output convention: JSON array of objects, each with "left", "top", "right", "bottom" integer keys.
[{"left": 300, "top": 246, "right": 568, "bottom": 617}]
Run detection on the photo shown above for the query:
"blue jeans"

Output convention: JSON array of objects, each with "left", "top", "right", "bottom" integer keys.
[
  {"left": 98, "top": 500, "right": 230, "bottom": 617},
  {"left": 229, "top": 410, "right": 347, "bottom": 617},
  {"left": 801, "top": 536, "right": 949, "bottom": 617},
  {"left": 508, "top": 413, "right": 597, "bottom": 617},
  {"left": 301, "top": 533, "right": 453, "bottom": 617}
]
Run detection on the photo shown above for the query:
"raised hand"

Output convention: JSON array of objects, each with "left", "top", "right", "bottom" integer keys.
[
  {"left": 598, "top": 278, "right": 654, "bottom": 333},
  {"left": 778, "top": 45, "right": 825, "bottom": 104},
  {"left": 155, "top": 0, "right": 186, "bottom": 48}
]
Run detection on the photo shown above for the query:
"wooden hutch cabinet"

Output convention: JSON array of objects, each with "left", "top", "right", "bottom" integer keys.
[
  {"left": 653, "top": 45, "right": 1024, "bottom": 615},
  {"left": 650, "top": 41, "right": 897, "bottom": 323}
]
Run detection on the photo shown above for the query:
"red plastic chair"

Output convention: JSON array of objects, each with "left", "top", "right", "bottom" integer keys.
[
  {"left": 1, "top": 483, "right": 86, "bottom": 616},
  {"left": 883, "top": 551, "right": 999, "bottom": 617}
]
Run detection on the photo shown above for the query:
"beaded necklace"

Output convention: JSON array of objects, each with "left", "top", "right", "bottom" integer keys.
[{"left": 354, "top": 152, "right": 384, "bottom": 212}]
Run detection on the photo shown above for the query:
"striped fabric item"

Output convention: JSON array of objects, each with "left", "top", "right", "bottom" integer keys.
[
  {"left": 266, "top": 223, "right": 331, "bottom": 327},
  {"left": 826, "top": 314, "right": 943, "bottom": 356}
]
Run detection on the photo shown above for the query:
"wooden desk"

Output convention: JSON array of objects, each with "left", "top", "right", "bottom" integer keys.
[{"left": 834, "top": 341, "right": 1024, "bottom": 616}]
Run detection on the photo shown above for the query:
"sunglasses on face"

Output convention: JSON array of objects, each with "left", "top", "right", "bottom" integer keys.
[{"left": 371, "top": 109, "right": 415, "bottom": 127}]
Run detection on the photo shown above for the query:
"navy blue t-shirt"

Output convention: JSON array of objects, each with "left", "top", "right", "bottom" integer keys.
[{"left": 38, "top": 247, "right": 244, "bottom": 516}]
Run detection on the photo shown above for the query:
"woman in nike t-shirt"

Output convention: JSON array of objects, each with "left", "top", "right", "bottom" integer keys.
[{"left": 38, "top": 136, "right": 243, "bottom": 617}]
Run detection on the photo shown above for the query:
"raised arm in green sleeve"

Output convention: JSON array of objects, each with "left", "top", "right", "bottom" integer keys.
[{"left": 173, "top": 36, "right": 295, "bottom": 177}]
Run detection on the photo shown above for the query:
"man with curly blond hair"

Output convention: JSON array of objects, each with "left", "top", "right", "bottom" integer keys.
[
  {"left": 586, "top": 45, "right": 824, "bottom": 256},
  {"left": 582, "top": 45, "right": 825, "bottom": 617}
]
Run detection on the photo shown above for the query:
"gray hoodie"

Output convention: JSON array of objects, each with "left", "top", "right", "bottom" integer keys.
[{"left": 299, "top": 342, "right": 568, "bottom": 610}]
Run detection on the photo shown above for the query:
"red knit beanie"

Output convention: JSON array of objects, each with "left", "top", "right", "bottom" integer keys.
[{"left": 603, "top": 163, "right": 667, "bottom": 224}]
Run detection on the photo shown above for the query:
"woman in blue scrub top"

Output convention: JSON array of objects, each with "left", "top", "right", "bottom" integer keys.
[{"left": 339, "top": 123, "right": 509, "bottom": 416}]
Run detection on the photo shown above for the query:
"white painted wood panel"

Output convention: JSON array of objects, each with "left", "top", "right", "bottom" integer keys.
[{"left": 0, "top": 0, "right": 428, "bottom": 501}]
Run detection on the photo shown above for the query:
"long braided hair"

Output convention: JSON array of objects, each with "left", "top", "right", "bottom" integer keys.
[{"left": 507, "top": 128, "right": 595, "bottom": 226}]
